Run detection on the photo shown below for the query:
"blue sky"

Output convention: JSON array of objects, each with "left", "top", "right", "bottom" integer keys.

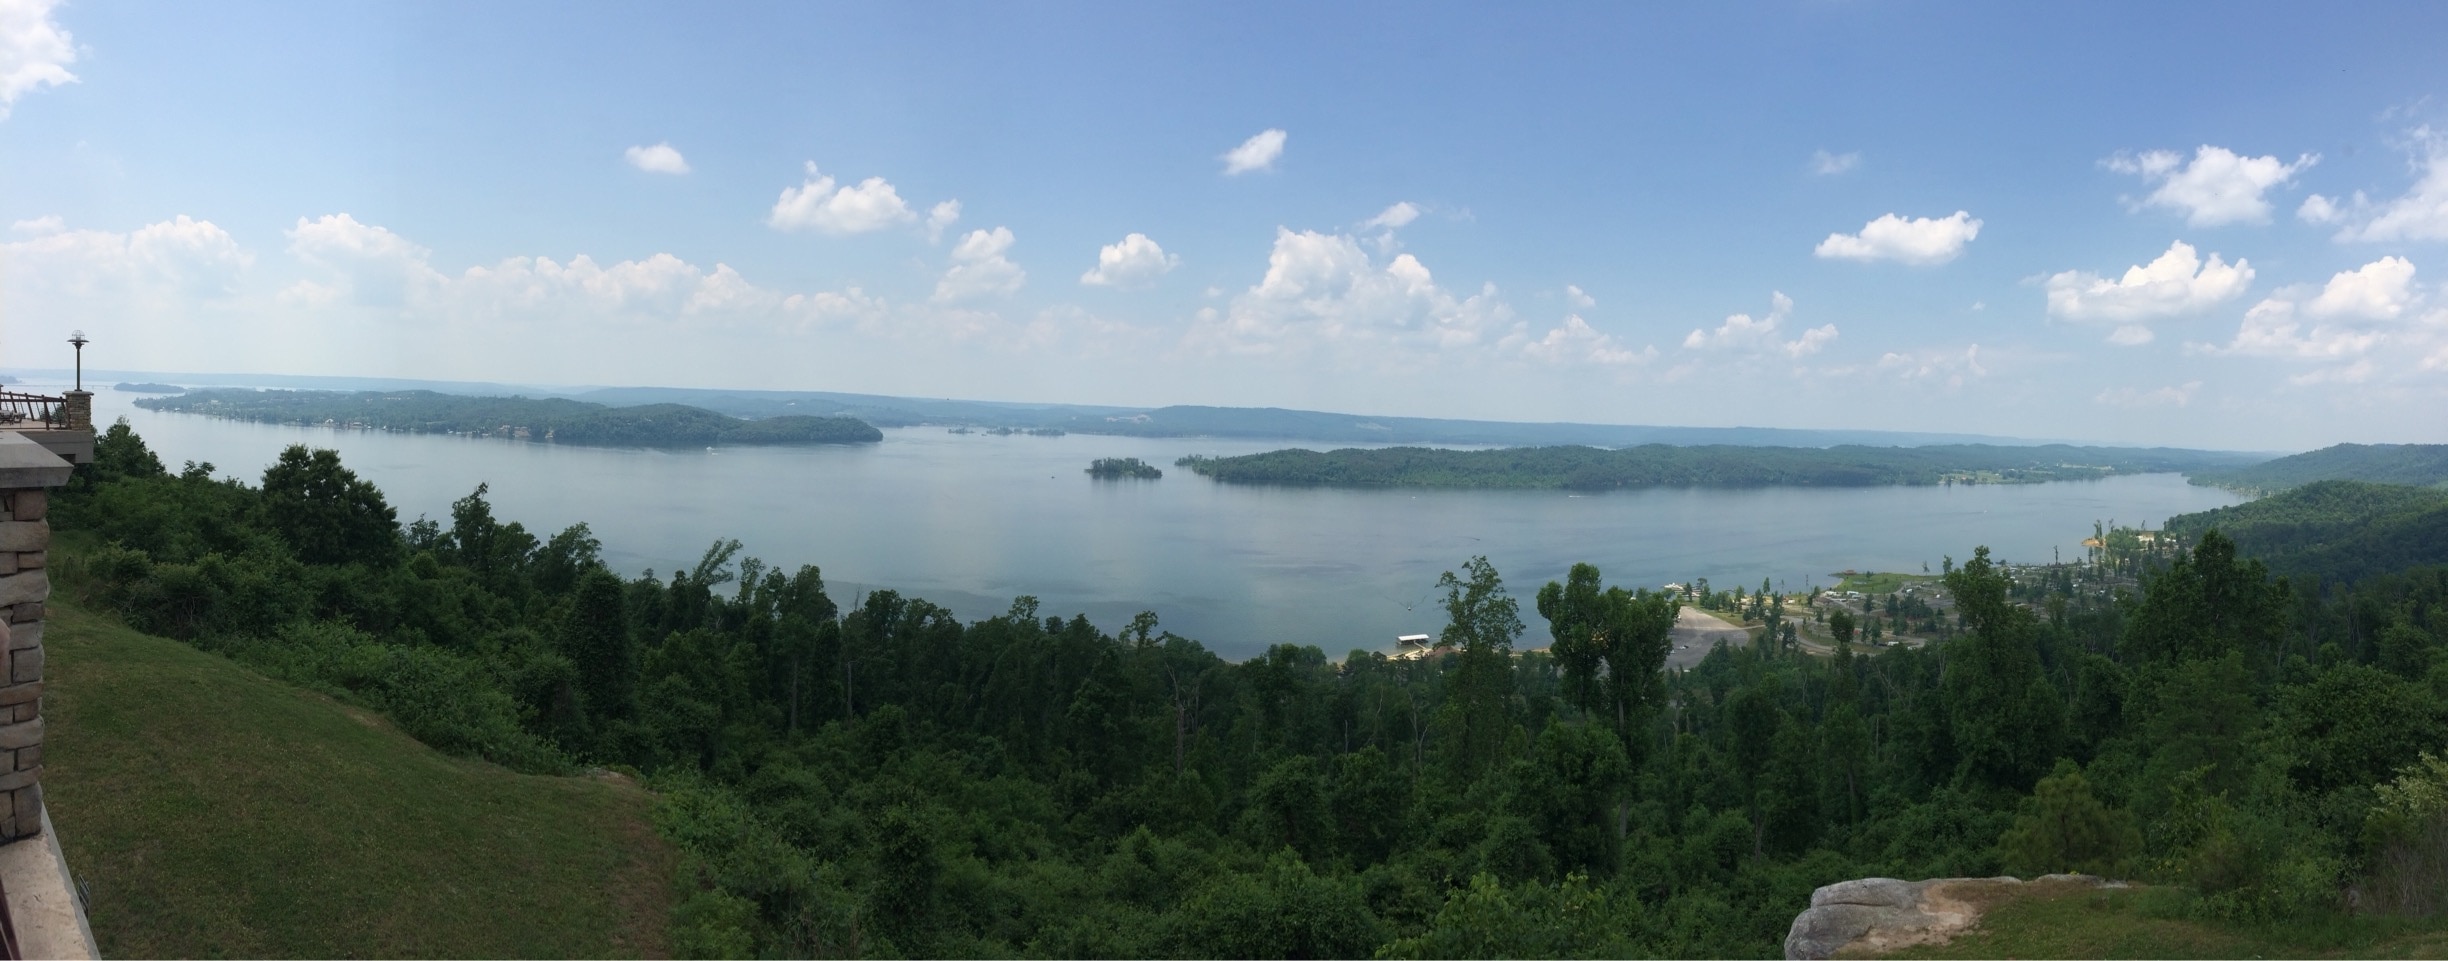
[{"left": 4, "top": 1, "right": 2446, "bottom": 450}]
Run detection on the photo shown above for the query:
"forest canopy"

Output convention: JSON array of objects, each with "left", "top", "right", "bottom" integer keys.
[{"left": 1177, "top": 443, "right": 2261, "bottom": 491}]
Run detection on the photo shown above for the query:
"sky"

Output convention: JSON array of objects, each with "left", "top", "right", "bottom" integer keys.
[{"left": 3, "top": 1, "right": 2446, "bottom": 451}]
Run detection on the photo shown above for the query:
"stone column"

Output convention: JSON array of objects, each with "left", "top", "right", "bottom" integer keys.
[
  {"left": 58, "top": 393, "right": 90, "bottom": 433},
  {"left": 0, "top": 436, "right": 72, "bottom": 842}
]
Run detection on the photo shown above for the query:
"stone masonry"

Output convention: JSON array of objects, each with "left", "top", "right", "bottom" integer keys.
[{"left": 0, "top": 433, "right": 77, "bottom": 842}]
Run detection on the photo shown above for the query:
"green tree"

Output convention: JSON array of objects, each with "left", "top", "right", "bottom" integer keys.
[
  {"left": 1512, "top": 720, "right": 1632, "bottom": 877},
  {"left": 1998, "top": 759, "right": 2137, "bottom": 876},
  {"left": 1943, "top": 547, "right": 2064, "bottom": 791},
  {"left": 560, "top": 568, "right": 636, "bottom": 725},
  {"left": 259, "top": 445, "right": 399, "bottom": 566},
  {"left": 1438, "top": 556, "right": 1523, "bottom": 782}
]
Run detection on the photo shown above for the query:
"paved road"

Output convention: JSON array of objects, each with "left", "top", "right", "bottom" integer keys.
[{"left": 1666, "top": 607, "right": 1752, "bottom": 670}]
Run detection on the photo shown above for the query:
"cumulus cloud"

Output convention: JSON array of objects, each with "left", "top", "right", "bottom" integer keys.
[
  {"left": 287, "top": 213, "right": 444, "bottom": 306},
  {"left": 1810, "top": 150, "right": 1860, "bottom": 176},
  {"left": 935, "top": 227, "right": 1026, "bottom": 302},
  {"left": 2106, "top": 145, "right": 2316, "bottom": 226},
  {"left": 3, "top": 215, "right": 254, "bottom": 300},
  {"left": 2303, "top": 130, "right": 2448, "bottom": 243},
  {"left": 1364, "top": 202, "right": 1420, "bottom": 230},
  {"left": 2094, "top": 381, "right": 2202, "bottom": 408},
  {"left": 1813, "top": 211, "right": 1981, "bottom": 265},
  {"left": 0, "top": 0, "right": 76, "bottom": 120},
  {"left": 1079, "top": 232, "right": 1179, "bottom": 288},
  {"left": 768, "top": 162, "right": 918, "bottom": 234},
  {"left": 2306, "top": 255, "right": 2417, "bottom": 319},
  {"left": 624, "top": 142, "right": 690, "bottom": 175},
  {"left": 925, "top": 200, "right": 961, "bottom": 242},
  {"left": 1874, "top": 344, "right": 1988, "bottom": 389},
  {"left": 1189, "top": 228, "right": 1513, "bottom": 357},
  {"left": 1565, "top": 284, "right": 1595, "bottom": 309},
  {"left": 1221, "top": 128, "right": 1286, "bottom": 175},
  {"left": 2107, "top": 325, "right": 2155, "bottom": 346},
  {"left": 2043, "top": 241, "right": 2253, "bottom": 335},
  {"left": 2191, "top": 257, "right": 2424, "bottom": 370},
  {"left": 10, "top": 214, "right": 61, "bottom": 234},
  {"left": 1682, "top": 292, "right": 1838, "bottom": 358},
  {"left": 1513, "top": 314, "right": 1655, "bottom": 367}
]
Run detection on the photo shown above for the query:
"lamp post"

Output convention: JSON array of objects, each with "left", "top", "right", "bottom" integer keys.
[{"left": 68, "top": 330, "right": 88, "bottom": 392}]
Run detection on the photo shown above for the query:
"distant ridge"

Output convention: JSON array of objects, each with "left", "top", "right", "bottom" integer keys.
[
  {"left": 2187, "top": 442, "right": 2448, "bottom": 493},
  {"left": 34, "top": 368, "right": 2208, "bottom": 451}
]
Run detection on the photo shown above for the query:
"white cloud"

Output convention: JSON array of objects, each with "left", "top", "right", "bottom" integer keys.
[
  {"left": 9, "top": 214, "right": 61, "bottom": 234},
  {"left": 767, "top": 162, "right": 918, "bottom": 234},
  {"left": 935, "top": 226, "right": 1025, "bottom": 302},
  {"left": 623, "top": 142, "right": 690, "bottom": 175},
  {"left": 2305, "top": 255, "right": 2417, "bottom": 319},
  {"left": 1221, "top": 128, "right": 1287, "bottom": 176},
  {"left": 2107, "top": 325, "right": 2155, "bottom": 346},
  {"left": 1514, "top": 314, "right": 1655, "bottom": 367},
  {"left": 287, "top": 213, "right": 444, "bottom": 306},
  {"left": 1810, "top": 150, "right": 1860, "bottom": 176},
  {"left": 925, "top": 200, "right": 961, "bottom": 242},
  {"left": 2192, "top": 257, "right": 2426, "bottom": 369},
  {"left": 1682, "top": 292, "right": 1838, "bottom": 357},
  {"left": 3, "top": 215, "right": 254, "bottom": 300},
  {"left": 0, "top": 0, "right": 76, "bottom": 120},
  {"left": 1189, "top": 227, "right": 1513, "bottom": 357},
  {"left": 2094, "top": 381, "right": 2202, "bottom": 408},
  {"left": 1565, "top": 284, "right": 1595, "bottom": 309},
  {"left": 2106, "top": 145, "right": 2316, "bottom": 226},
  {"left": 1364, "top": 202, "right": 1420, "bottom": 230},
  {"left": 1813, "top": 211, "right": 1981, "bottom": 265},
  {"left": 2298, "top": 193, "right": 2343, "bottom": 225},
  {"left": 2310, "top": 130, "right": 2448, "bottom": 243},
  {"left": 1079, "top": 232, "right": 1179, "bottom": 288},
  {"left": 1874, "top": 344, "right": 1988, "bottom": 389},
  {"left": 2043, "top": 240, "right": 2253, "bottom": 332}
]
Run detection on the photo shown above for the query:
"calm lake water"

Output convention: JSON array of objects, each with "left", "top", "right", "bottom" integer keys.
[{"left": 71, "top": 385, "right": 2245, "bottom": 660}]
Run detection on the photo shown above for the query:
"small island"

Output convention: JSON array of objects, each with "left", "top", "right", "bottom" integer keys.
[
  {"left": 114, "top": 382, "right": 187, "bottom": 394},
  {"left": 1086, "top": 456, "right": 1162, "bottom": 479}
]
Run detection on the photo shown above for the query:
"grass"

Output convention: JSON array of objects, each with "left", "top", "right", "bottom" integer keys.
[
  {"left": 42, "top": 599, "right": 678, "bottom": 958},
  {"left": 1868, "top": 881, "right": 2448, "bottom": 960}
]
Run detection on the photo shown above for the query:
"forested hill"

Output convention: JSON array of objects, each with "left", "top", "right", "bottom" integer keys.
[
  {"left": 2187, "top": 442, "right": 2448, "bottom": 493},
  {"left": 2165, "top": 479, "right": 2448, "bottom": 584},
  {"left": 1177, "top": 443, "right": 2261, "bottom": 490},
  {"left": 137, "top": 389, "right": 882, "bottom": 447}
]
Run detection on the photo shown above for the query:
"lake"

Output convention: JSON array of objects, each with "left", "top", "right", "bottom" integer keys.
[{"left": 72, "top": 384, "right": 2245, "bottom": 660}]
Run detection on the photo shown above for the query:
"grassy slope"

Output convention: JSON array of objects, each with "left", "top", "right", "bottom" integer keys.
[
  {"left": 42, "top": 600, "right": 676, "bottom": 959},
  {"left": 1867, "top": 882, "right": 2448, "bottom": 960}
]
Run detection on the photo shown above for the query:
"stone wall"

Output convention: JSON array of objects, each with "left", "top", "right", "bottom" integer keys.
[{"left": 0, "top": 436, "right": 74, "bottom": 843}]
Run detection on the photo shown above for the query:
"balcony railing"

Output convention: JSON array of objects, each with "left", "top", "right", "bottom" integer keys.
[{"left": 0, "top": 392, "right": 66, "bottom": 429}]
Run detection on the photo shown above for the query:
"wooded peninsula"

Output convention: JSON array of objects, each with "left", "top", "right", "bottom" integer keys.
[
  {"left": 1176, "top": 443, "right": 2263, "bottom": 490},
  {"left": 138, "top": 389, "right": 884, "bottom": 448}
]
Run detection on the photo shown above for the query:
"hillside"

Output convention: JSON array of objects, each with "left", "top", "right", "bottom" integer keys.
[
  {"left": 2189, "top": 442, "right": 2448, "bottom": 493},
  {"left": 136, "top": 389, "right": 882, "bottom": 448},
  {"left": 42, "top": 600, "right": 676, "bottom": 958},
  {"left": 2163, "top": 480, "right": 2448, "bottom": 584}
]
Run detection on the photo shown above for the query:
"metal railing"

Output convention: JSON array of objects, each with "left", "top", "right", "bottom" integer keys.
[{"left": 0, "top": 392, "right": 66, "bottom": 428}]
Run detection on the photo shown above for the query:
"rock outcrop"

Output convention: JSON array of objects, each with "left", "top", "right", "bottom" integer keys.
[{"left": 1783, "top": 874, "right": 2115, "bottom": 959}]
